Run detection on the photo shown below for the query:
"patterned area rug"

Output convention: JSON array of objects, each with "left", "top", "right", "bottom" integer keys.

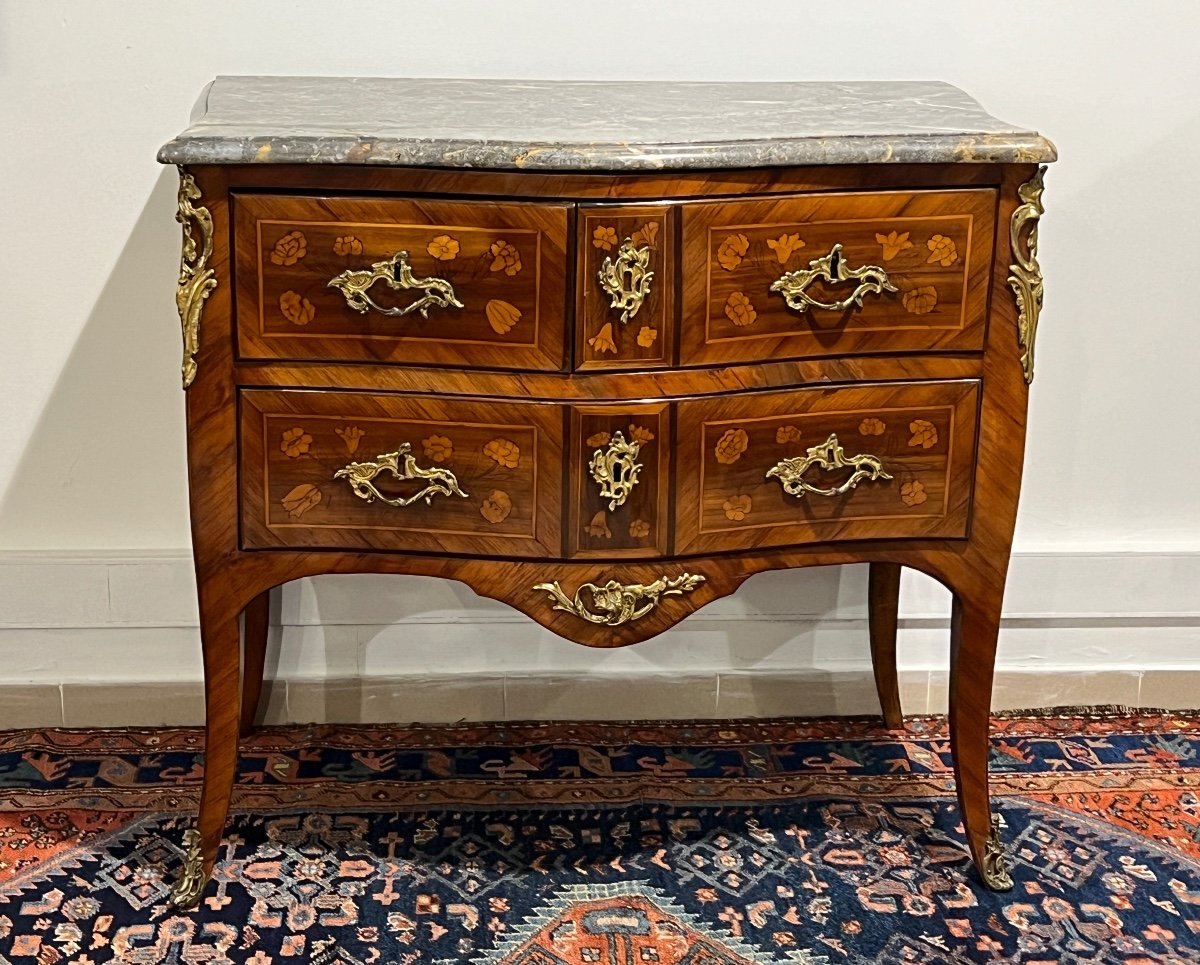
[{"left": 1, "top": 711, "right": 1199, "bottom": 962}]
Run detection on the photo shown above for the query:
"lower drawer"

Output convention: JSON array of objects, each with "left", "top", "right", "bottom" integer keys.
[
  {"left": 674, "top": 380, "right": 980, "bottom": 554},
  {"left": 240, "top": 390, "right": 562, "bottom": 556}
]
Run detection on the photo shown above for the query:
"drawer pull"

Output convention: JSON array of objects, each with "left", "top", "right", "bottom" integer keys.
[
  {"left": 589, "top": 431, "right": 643, "bottom": 511},
  {"left": 334, "top": 442, "right": 469, "bottom": 508},
  {"left": 769, "top": 243, "right": 897, "bottom": 314},
  {"left": 328, "top": 250, "right": 466, "bottom": 319},
  {"left": 598, "top": 238, "right": 654, "bottom": 324},
  {"left": 533, "top": 573, "right": 705, "bottom": 626},
  {"left": 766, "top": 433, "right": 892, "bottom": 498}
]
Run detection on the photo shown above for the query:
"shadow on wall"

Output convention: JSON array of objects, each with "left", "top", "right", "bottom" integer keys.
[{"left": 0, "top": 168, "right": 190, "bottom": 549}]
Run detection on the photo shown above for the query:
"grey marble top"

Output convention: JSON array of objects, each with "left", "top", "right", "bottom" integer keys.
[{"left": 158, "top": 76, "right": 1055, "bottom": 170}]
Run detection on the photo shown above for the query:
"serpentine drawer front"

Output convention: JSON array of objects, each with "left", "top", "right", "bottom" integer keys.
[
  {"left": 239, "top": 389, "right": 562, "bottom": 557},
  {"left": 680, "top": 189, "right": 996, "bottom": 366},
  {"left": 160, "top": 77, "right": 1056, "bottom": 908},
  {"left": 233, "top": 194, "right": 570, "bottom": 370}
]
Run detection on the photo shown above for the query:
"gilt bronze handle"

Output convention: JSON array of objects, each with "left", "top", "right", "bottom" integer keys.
[
  {"left": 328, "top": 250, "right": 465, "bottom": 319},
  {"left": 334, "top": 442, "right": 469, "bottom": 508},
  {"left": 769, "top": 244, "right": 896, "bottom": 314},
  {"left": 766, "top": 433, "right": 892, "bottom": 499},
  {"left": 533, "top": 573, "right": 705, "bottom": 626},
  {"left": 598, "top": 238, "right": 654, "bottom": 324}
]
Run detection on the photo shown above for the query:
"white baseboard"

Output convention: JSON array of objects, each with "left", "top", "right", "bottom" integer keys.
[{"left": 1, "top": 550, "right": 1198, "bottom": 727}]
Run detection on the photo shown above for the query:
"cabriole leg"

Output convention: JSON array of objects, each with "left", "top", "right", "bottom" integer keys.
[
  {"left": 868, "top": 562, "right": 903, "bottom": 729},
  {"left": 947, "top": 584, "right": 1012, "bottom": 891}
]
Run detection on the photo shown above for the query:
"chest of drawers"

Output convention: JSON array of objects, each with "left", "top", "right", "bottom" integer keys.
[{"left": 159, "top": 77, "right": 1055, "bottom": 907}]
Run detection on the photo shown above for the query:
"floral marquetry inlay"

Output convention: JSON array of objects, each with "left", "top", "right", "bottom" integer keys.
[
  {"left": 484, "top": 438, "right": 520, "bottom": 469},
  {"left": 332, "top": 236, "right": 363, "bottom": 256},
  {"left": 859, "top": 418, "right": 886, "bottom": 436},
  {"left": 724, "top": 292, "right": 757, "bottom": 327},
  {"left": 902, "top": 286, "right": 938, "bottom": 316},
  {"left": 334, "top": 426, "right": 365, "bottom": 454},
  {"left": 426, "top": 235, "right": 460, "bottom": 261},
  {"left": 714, "top": 429, "right": 749, "bottom": 465},
  {"left": 723, "top": 495, "right": 752, "bottom": 521},
  {"left": 875, "top": 230, "right": 913, "bottom": 260},
  {"left": 926, "top": 234, "right": 959, "bottom": 266},
  {"left": 717, "top": 233, "right": 750, "bottom": 271},
  {"left": 421, "top": 435, "right": 454, "bottom": 463},
  {"left": 279, "top": 290, "right": 315, "bottom": 326},
  {"left": 636, "top": 326, "right": 658, "bottom": 348},
  {"left": 630, "top": 222, "right": 659, "bottom": 249},
  {"left": 588, "top": 323, "right": 617, "bottom": 354},
  {"left": 485, "top": 299, "right": 521, "bottom": 334},
  {"left": 585, "top": 511, "right": 611, "bottom": 539},
  {"left": 908, "top": 420, "right": 939, "bottom": 449},
  {"left": 766, "top": 233, "right": 805, "bottom": 263},
  {"left": 628, "top": 519, "right": 651, "bottom": 538},
  {"left": 480, "top": 489, "right": 512, "bottom": 524},
  {"left": 280, "top": 427, "right": 312, "bottom": 458},
  {"left": 592, "top": 226, "right": 618, "bottom": 250},
  {"left": 281, "top": 483, "right": 322, "bottom": 519},
  {"left": 489, "top": 240, "right": 522, "bottom": 276},
  {"left": 270, "top": 230, "right": 307, "bottom": 266},
  {"left": 776, "top": 425, "right": 802, "bottom": 444},
  {"left": 900, "top": 480, "right": 928, "bottom": 506}
]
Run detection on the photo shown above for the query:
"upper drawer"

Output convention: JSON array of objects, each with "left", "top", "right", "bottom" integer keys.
[
  {"left": 233, "top": 194, "right": 570, "bottom": 371},
  {"left": 680, "top": 189, "right": 996, "bottom": 366}
]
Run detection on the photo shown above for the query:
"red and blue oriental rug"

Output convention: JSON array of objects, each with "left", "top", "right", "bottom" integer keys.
[{"left": 1, "top": 710, "right": 1199, "bottom": 962}]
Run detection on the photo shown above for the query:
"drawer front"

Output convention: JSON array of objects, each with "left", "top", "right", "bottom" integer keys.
[
  {"left": 234, "top": 194, "right": 569, "bottom": 370},
  {"left": 569, "top": 404, "right": 670, "bottom": 558},
  {"left": 576, "top": 205, "right": 674, "bottom": 370},
  {"left": 675, "top": 380, "right": 979, "bottom": 554},
  {"left": 680, "top": 189, "right": 995, "bottom": 366},
  {"left": 240, "top": 390, "right": 562, "bottom": 557}
]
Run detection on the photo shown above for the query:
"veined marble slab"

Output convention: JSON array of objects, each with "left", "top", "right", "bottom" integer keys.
[{"left": 159, "top": 76, "right": 1055, "bottom": 170}]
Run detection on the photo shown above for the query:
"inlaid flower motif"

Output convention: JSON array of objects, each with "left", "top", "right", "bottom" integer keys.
[
  {"left": 333, "top": 235, "right": 363, "bottom": 256},
  {"left": 859, "top": 418, "right": 886, "bottom": 436},
  {"left": 270, "top": 230, "right": 307, "bottom": 266},
  {"left": 586, "top": 431, "right": 611, "bottom": 447},
  {"left": 279, "top": 290, "right": 316, "bottom": 326},
  {"left": 776, "top": 425, "right": 802, "bottom": 444},
  {"left": 631, "top": 222, "right": 659, "bottom": 249},
  {"left": 724, "top": 291, "right": 757, "bottom": 327},
  {"left": 717, "top": 233, "right": 750, "bottom": 271},
  {"left": 484, "top": 438, "right": 520, "bottom": 469},
  {"left": 628, "top": 424, "right": 655, "bottom": 445},
  {"left": 636, "top": 326, "right": 658, "bottom": 348},
  {"left": 281, "top": 483, "right": 322, "bottom": 519},
  {"left": 714, "top": 428, "right": 749, "bottom": 465},
  {"left": 766, "top": 233, "right": 805, "bottom": 264},
  {"left": 908, "top": 420, "right": 938, "bottom": 449},
  {"left": 723, "top": 494, "right": 753, "bottom": 521},
  {"left": 489, "top": 240, "right": 522, "bottom": 276},
  {"left": 628, "top": 519, "right": 651, "bottom": 538},
  {"left": 875, "top": 230, "right": 913, "bottom": 261},
  {"left": 592, "top": 226, "right": 618, "bottom": 251},
  {"left": 485, "top": 299, "right": 521, "bottom": 335},
  {"left": 588, "top": 322, "right": 617, "bottom": 354},
  {"left": 900, "top": 480, "right": 928, "bottom": 506},
  {"left": 480, "top": 489, "right": 512, "bottom": 524},
  {"left": 335, "top": 425, "right": 365, "bottom": 454},
  {"left": 422, "top": 434, "right": 454, "bottom": 462},
  {"left": 902, "top": 286, "right": 938, "bottom": 316},
  {"left": 280, "top": 427, "right": 312, "bottom": 458},
  {"left": 926, "top": 234, "right": 959, "bottom": 267},
  {"left": 427, "top": 235, "right": 460, "bottom": 261},
  {"left": 585, "top": 511, "right": 611, "bottom": 539}
]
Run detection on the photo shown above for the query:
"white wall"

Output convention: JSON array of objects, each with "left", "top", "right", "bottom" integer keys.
[{"left": 1, "top": 2, "right": 1198, "bottom": 724}]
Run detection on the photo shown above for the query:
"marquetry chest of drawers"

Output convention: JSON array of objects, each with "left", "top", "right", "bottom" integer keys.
[{"left": 158, "top": 76, "right": 1055, "bottom": 907}]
